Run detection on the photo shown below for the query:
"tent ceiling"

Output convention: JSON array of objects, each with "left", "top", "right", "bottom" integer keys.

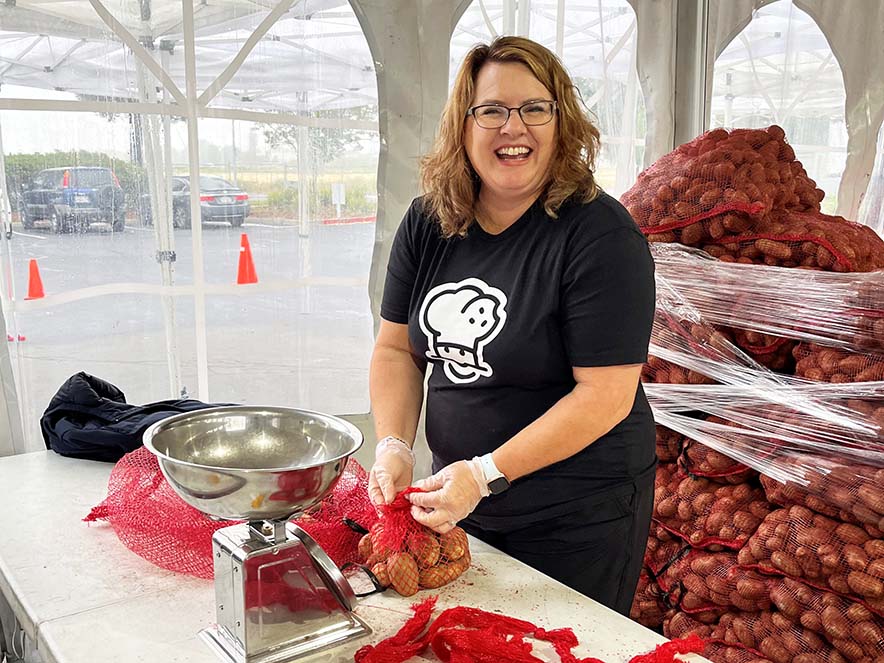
[
  {"left": 0, "top": 0, "right": 376, "bottom": 113},
  {"left": 0, "top": 0, "right": 853, "bottom": 118}
]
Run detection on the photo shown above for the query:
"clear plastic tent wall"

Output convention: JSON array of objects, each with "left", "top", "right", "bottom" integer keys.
[{"left": 0, "top": 0, "right": 379, "bottom": 453}]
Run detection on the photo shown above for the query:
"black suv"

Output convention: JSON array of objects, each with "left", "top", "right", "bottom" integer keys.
[{"left": 21, "top": 167, "right": 126, "bottom": 233}]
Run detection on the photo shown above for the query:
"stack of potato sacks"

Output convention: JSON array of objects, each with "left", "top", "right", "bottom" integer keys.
[{"left": 624, "top": 126, "right": 884, "bottom": 663}]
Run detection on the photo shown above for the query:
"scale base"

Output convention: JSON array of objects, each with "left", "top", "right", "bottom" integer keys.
[{"left": 200, "top": 614, "right": 371, "bottom": 663}]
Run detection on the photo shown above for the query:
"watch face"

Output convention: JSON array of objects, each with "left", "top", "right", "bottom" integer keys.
[{"left": 488, "top": 476, "right": 510, "bottom": 495}]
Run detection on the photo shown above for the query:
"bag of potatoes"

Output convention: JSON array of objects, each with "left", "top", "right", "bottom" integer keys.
[{"left": 360, "top": 488, "right": 471, "bottom": 597}]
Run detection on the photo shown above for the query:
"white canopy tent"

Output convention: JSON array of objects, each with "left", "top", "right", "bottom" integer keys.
[{"left": 0, "top": 0, "right": 881, "bottom": 461}]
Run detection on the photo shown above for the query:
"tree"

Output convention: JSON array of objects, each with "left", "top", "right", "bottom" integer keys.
[{"left": 262, "top": 105, "right": 378, "bottom": 174}]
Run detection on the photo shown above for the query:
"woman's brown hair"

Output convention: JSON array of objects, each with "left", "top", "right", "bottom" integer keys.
[{"left": 420, "top": 36, "right": 601, "bottom": 238}]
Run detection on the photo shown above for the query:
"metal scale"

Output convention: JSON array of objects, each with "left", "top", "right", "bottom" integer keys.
[{"left": 144, "top": 406, "right": 371, "bottom": 663}]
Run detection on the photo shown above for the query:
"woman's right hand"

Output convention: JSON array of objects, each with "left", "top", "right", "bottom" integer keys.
[{"left": 368, "top": 436, "right": 415, "bottom": 505}]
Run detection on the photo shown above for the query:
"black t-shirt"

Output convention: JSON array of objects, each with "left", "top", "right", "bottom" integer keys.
[{"left": 380, "top": 192, "right": 656, "bottom": 528}]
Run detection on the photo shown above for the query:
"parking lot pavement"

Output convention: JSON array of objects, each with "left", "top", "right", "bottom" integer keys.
[{"left": 2, "top": 218, "right": 376, "bottom": 451}]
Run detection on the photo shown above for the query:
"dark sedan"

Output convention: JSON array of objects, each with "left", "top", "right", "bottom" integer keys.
[{"left": 141, "top": 176, "right": 250, "bottom": 228}]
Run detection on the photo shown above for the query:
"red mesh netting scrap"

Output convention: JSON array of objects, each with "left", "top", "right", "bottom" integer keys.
[
  {"left": 356, "top": 595, "right": 706, "bottom": 663},
  {"left": 85, "top": 447, "right": 376, "bottom": 579}
]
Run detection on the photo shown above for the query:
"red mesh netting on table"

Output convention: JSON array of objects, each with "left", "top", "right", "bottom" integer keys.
[
  {"left": 356, "top": 595, "right": 706, "bottom": 663},
  {"left": 84, "top": 446, "right": 377, "bottom": 579}
]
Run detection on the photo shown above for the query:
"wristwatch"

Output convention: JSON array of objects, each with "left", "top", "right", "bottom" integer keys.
[{"left": 477, "top": 453, "right": 511, "bottom": 495}]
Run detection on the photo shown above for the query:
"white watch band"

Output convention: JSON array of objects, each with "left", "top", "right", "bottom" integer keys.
[{"left": 477, "top": 452, "right": 505, "bottom": 484}]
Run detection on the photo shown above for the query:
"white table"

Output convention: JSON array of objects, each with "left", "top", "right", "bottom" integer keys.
[{"left": 0, "top": 452, "right": 703, "bottom": 663}]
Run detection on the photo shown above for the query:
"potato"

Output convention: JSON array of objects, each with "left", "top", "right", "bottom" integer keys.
[
  {"left": 371, "top": 561, "right": 390, "bottom": 587},
  {"left": 357, "top": 533, "right": 373, "bottom": 561},
  {"left": 847, "top": 571, "right": 884, "bottom": 599},
  {"left": 771, "top": 551, "right": 802, "bottom": 576},
  {"left": 418, "top": 552, "right": 471, "bottom": 589},
  {"left": 406, "top": 530, "right": 441, "bottom": 568},
  {"left": 755, "top": 239, "right": 792, "bottom": 260},
  {"left": 439, "top": 527, "right": 468, "bottom": 561},
  {"left": 386, "top": 552, "right": 419, "bottom": 597},
  {"left": 369, "top": 523, "right": 394, "bottom": 560}
]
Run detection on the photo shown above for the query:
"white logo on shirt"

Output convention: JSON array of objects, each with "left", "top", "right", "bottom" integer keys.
[{"left": 418, "top": 278, "right": 508, "bottom": 384}]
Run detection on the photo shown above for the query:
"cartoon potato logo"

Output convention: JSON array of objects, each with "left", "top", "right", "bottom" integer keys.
[{"left": 419, "top": 278, "right": 508, "bottom": 384}]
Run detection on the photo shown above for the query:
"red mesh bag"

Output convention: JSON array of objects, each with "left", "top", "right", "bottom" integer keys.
[
  {"left": 793, "top": 343, "right": 884, "bottom": 383},
  {"left": 85, "top": 447, "right": 376, "bottom": 578},
  {"left": 690, "top": 208, "right": 884, "bottom": 373},
  {"left": 716, "top": 611, "right": 846, "bottom": 663},
  {"left": 357, "top": 488, "right": 471, "bottom": 597},
  {"left": 630, "top": 571, "right": 673, "bottom": 630},
  {"left": 697, "top": 209, "right": 884, "bottom": 273},
  {"left": 738, "top": 506, "right": 884, "bottom": 617},
  {"left": 664, "top": 614, "right": 775, "bottom": 663},
  {"left": 294, "top": 460, "right": 379, "bottom": 568},
  {"left": 679, "top": 434, "right": 757, "bottom": 484},
  {"left": 760, "top": 458, "right": 884, "bottom": 534},
  {"left": 654, "top": 464, "right": 771, "bottom": 550},
  {"left": 655, "top": 425, "right": 686, "bottom": 462},
  {"left": 642, "top": 317, "right": 737, "bottom": 386},
  {"left": 768, "top": 575, "right": 884, "bottom": 662},
  {"left": 644, "top": 520, "right": 689, "bottom": 575},
  {"left": 84, "top": 446, "right": 229, "bottom": 578},
  {"left": 704, "top": 643, "right": 775, "bottom": 663},
  {"left": 621, "top": 125, "right": 821, "bottom": 238},
  {"left": 850, "top": 280, "right": 884, "bottom": 351},
  {"left": 662, "top": 551, "right": 772, "bottom": 615},
  {"left": 666, "top": 610, "right": 849, "bottom": 663},
  {"left": 644, "top": 355, "right": 715, "bottom": 385},
  {"left": 727, "top": 331, "right": 797, "bottom": 374}
]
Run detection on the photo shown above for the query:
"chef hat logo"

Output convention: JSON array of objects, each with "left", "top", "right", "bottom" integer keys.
[{"left": 419, "top": 278, "right": 508, "bottom": 384}]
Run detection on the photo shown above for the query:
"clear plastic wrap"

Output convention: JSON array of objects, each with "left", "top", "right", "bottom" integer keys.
[
  {"left": 651, "top": 243, "right": 884, "bottom": 353},
  {"left": 646, "top": 256, "right": 884, "bottom": 556}
]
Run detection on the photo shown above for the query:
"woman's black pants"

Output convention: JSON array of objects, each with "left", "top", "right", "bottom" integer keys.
[{"left": 460, "top": 474, "right": 655, "bottom": 616}]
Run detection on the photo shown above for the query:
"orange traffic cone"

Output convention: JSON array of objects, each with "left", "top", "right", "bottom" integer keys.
[
  {"left": 24, "top": 259, "right": 45, "bottom": 300},
  {"left": 236, "top": 233, "right": 258, "bottom": 285}
]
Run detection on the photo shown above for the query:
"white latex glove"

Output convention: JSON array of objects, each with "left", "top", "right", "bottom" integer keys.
[
  {"left": 368, "top": 436, "right": 415, "bottom": 505},
  {"left": 407, "top": 459, "right": 489, "bottom": 534}
]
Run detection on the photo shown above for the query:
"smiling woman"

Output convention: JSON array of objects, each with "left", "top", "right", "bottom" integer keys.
[
  {"left": 463, "top": 64, "right": 558, "bottom": 232},
  {"left": 419, "top": 37, "right": 602, "bottom": 239},
  {"left": 368, "top": 36, "right": 657, "bottom": 617}
]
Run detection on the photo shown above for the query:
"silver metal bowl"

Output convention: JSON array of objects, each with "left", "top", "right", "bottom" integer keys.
[{"left": 143, "top": 406, "right": 363, "bottom": 522}]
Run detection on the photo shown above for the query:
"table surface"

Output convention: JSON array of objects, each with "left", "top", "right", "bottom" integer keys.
[{"left": 0, "top": 451, "right": 705, "bottom": 663}]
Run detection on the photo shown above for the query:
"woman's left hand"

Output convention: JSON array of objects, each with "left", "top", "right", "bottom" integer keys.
[{"left": 407, "top": 459, "right": 489, "bottom": 533}]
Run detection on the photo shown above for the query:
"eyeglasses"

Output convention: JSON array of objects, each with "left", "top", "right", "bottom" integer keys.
[{"left": 466, "top": 100, "right": 557, "bottom": 129}]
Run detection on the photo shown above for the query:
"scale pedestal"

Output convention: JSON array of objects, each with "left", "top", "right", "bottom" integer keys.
[{"left": 202, "top": 520, "right": 370, "bottom": 663}]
